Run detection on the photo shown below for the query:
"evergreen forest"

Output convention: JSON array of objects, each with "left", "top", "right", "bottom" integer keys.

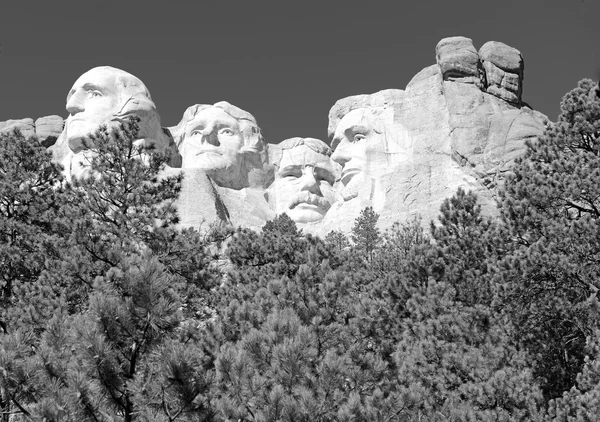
[{"left": 1, "top": 79, "right": 600, "bottom": 421}]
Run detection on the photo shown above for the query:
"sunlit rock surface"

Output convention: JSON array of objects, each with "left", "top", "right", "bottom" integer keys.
[{"left": 0, "top": 115, "right": 63, "bottom": 146}]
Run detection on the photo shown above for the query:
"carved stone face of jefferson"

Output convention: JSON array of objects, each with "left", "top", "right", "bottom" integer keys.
[
  {"left": 269, "top": 138, "right": 339, "bottom": 224},
  {"left": 172, "top": 102, "right": 266, "bottom": 190},
  {"left": 179, "top": 107, "right": 245, "bottom": 174}
]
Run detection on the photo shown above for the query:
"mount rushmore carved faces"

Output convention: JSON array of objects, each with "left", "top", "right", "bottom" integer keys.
[
  {"left": 61, "top": 66, "right": 173, "bottom": 179},
  {"left": 268, "top": 138, "right": 340, "bottom": 224},
  {"left": 172, "top": 102, "right": 266, "bottom": 189}
]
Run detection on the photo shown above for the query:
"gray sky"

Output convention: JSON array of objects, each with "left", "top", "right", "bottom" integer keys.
[{"left": 1, "top": 0, "right": 598, "bottom": 144}]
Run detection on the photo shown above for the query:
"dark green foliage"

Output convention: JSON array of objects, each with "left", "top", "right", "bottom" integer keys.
[
  {"left": 431, "top": 188, "right": 508, "bottom": 307},
  {"left": 544, "top": 331, "right": 600, "bottom": 420},
  {"left": 212, "top": 222, "right": 395, "bottom": 419},
  {"left": 324, "top": 229, "right": 350, "bottom": 251},
  {"left": 393, "top": 279, "right": 543, "bottom": 420},
  {"left": 500, "top": 78, "right": 600, "bottom": 399},
  {"left": 0, "top": 130, "right": 68, "bottom": 333},
  {"left": 0, "top": 120, "right": 218, "bottom": 420},
  {"left": 351, "top": 206, "right": 380, "bottom": 261}
]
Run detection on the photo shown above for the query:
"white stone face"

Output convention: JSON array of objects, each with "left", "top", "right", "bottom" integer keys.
[
  {"left": 65, "top": 68, "right": 122, "bottom": 152},
  {"left": 270, "top": 144, "right": 338, "bottom": 224},
  {"left": 53, "top": 66, "right": 175, "bottom": 180},
  {"left": 180, "top": 107, "right": 244, "bottom": 173},
  {"left": 331, "top": 107, "right": 410, "bottom": 198}
]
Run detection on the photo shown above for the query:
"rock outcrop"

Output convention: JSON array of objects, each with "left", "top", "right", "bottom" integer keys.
[
  {"left": 0, "top": 115, "right": 63, "bottom": 146},
  {"left": 317, "top": 36, "right": 546, "bottom": 236},
  {"left": 479, "top": 41, "right": 524, "bottom": 104}
]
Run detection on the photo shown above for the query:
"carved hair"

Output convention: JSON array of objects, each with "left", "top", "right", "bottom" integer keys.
[
  {"left": 276, "top": 137, "right": 332, "bottom": 158},
  {"left": 172, "top": 102, "right": 266, "bottom": 163},
  {"left": 63, "top": 66, "right": 173, "bottom": 159},
  {"left": 97, "top": 67, "right": 164, "bottom": 141}
]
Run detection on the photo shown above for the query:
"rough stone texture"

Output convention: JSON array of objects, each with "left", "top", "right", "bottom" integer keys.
[
  {"left": 327, "top": 89, "right": 405, "bottom": 140},
  {"left": 435, "top": 36, "right": 482, "bottom": 86},
  {"left": 315, "top": 38, "right": 546, "bottom": 236},
  {"left": 0, "top": 118, "right": 35, "bottom": 138},
  {"left": 35, "top": 115, "right": 64, "bottom": 146},
  {"left": 172, "top": 167, "right": 273, "bottom": 231},
  {"left": 0, "top": 115, "right": 64, "bottom": 146},
  {"left": 479, "top": 41, "right": 524, "bottom": 104}
]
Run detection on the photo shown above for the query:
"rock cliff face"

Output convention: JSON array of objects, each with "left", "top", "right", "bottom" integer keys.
[
  {"left": 0, "top": 37, "right": 547, "bottom": 236},
  {"left": 318, "top": 36, "right": 546, "bottom": 235}
]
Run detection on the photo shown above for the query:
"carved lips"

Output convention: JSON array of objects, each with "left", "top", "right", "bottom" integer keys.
[{"left": 288, "top": 191, "right": 331, "bottom": 212}]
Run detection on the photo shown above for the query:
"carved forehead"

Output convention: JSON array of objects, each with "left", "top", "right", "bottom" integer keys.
[
  {"left": 184, "top": 107, "right": 240, "bottom": 131},
  {"left": 337, "top": 108, "right": 382, "bottom": 132},
  {"left": 278, "top": 144, "right": 336, "bottom": 172},
  {"left": 278, "top": 137, "right": 332, "bottom": 156},
  {"left": 67, "top": 66, "right": 153, "bottom": 109}
]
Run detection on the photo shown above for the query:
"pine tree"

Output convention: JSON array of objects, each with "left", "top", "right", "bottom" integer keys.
[
  {"left": 0, "top": 119, "right": 219, "bottom": 420},
  {"left": 325, "top": 230, "right": 350, "bottom": 251},
  {"left": 499, "top": 78, "right": 600, "bottom": 399},
  {"left": 351, "top": 206, "right": 380, "bottom": 262},
  {"left": 0, "top": 129, "right": 68, "bottom": 333},
  {"left": 392, "top": 279, "right": 544, "bottom": 420}
]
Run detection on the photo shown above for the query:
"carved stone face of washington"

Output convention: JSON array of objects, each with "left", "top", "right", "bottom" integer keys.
[{"left": 63, "top": 66, "right": 169, "bottom": 179}]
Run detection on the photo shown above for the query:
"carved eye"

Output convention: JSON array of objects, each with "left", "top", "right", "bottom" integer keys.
[
  {"left": 89, "top": 90, "right": 102, "bottom": 98},
  {"left": 282, "top": 169, "right": 302, "bottom": 179},
  {"left": 353, "top": 134, "right": 366, "bottom": 143},
  {"left": 190, "top": 128, "right": 205, "bottom": 137},
  {"left": 220, "top": 128, "right": 235, "bottom": 136}
]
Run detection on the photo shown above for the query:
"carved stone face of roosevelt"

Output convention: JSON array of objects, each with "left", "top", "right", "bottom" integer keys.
[
  {"left": 180, "top": 107, "right": 244, "bottom": 173},
  {"left": 269, "top": 139, "right": 338, "bottom": 224}
]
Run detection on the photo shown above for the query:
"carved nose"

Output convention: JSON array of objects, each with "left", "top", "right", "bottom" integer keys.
[
  {"left": 200, "top": 130, "right": 220, "bottom": 147},
  {"left": 66, "top": 92, "right": 84, "bottom": 114},
  {"left": 67, "top": 95, "right": 85, "bottom": 114},
  {"left": 331, "top": 140, "right": 351, "bottom": 165},
  {"left": 300, "top": 167, "right": 320, "bottom": 194}
]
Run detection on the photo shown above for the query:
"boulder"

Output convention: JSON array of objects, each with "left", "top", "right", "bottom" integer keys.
[
  {"left": 35, "top": 115, "right": 64, "bottom": 146},
  {"left": 0, "top": 118, "right": 35, "bottom": 138},
  {"left": 0, "top": 115, "right": 64, "bottom": 146},
  {"left": 479, "top": 41, "right": 524, "bottom": 104},
  {"left": 435, "top": 36, "right": 482, "bottom": 86}
]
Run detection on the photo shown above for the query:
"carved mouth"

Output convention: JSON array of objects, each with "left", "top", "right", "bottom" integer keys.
[
  {"left": 289, "top": 192, "right": 329, "bottom": 211},
  {"left": 194, "top": 146, "right": 222, "bottom": 156}
]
